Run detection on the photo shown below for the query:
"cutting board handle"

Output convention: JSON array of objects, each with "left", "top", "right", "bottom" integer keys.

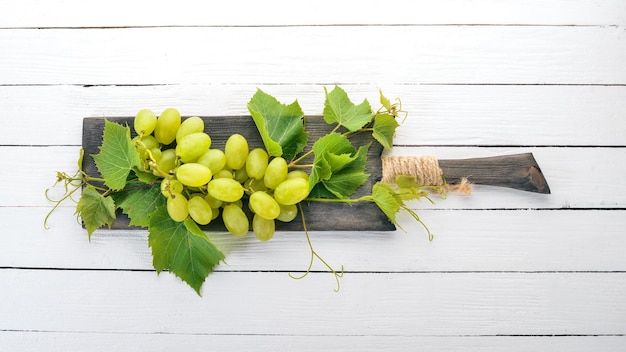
[{"left": 383, "top": 153, "right": 551, "bottom": 194}]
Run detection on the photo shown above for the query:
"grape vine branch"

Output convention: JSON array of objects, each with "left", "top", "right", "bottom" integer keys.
[{"left": 45, "top": 86, "right": 445, "bottom": 295}]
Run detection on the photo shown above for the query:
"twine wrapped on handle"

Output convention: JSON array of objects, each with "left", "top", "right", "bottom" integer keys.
[
  {"left": 381, "top": 156, "right": 472, "bottom": 194},
  {"left": 382, "top": 156, "right": 443, "bottom": 185}
]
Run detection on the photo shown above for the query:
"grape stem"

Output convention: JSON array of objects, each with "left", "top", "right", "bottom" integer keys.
[
  {"left": 305, "top": 196, "right": 373, "bottom": 204},
  {"left": 44, "top": 148, "right": 156, "bottom": 231},
  {"left": 44, "top": 182, "right": 82, "bottom": 229},
  {"left": 44, "top": 170, "right": 84, "bottom": 230},
  {"left": 344, "top": 127, "right": 373, "bottom": 139},
  {"left": 136, "top": 138, "right": 171, "bottom": 177},
  {"left": 328, "top": 124, "right": 342, "bottom": 135},
  {"left": 288, "top": 123, "right": 344, "bottom": 167},
  {"left": 289, "top": 163, "right": 314, "bottom": 169},
  {"left": 81, "top": 174, "right": 106, "bottom": 183},
  {"left": 289, "top": 150, "right": 314, "bottom": 166},
  {"left": 400, "top": 205, "right": 434, "bottom": 241},
  {"left": 289, "top": 203, "right": 344, "bottom": 292},
  {"left": 147, "top": 160, "right": 171, "bottom": 178}
]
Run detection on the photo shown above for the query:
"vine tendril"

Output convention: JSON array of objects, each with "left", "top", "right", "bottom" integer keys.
[{"left": 289, "top": 203, "right": 344, "bottom": 292}]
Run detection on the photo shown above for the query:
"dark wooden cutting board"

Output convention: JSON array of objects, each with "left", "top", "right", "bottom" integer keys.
[{"left": 82, "top": 116, "right": 396, "bottom": 231}]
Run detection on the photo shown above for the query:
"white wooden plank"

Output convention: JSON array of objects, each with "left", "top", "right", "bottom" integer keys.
[
  {"left": 4, "top": 84, "right": 626, "bottom": 146},
  {"left": 1, "top": 0, "right": 623, "bottom": 27},
  {"left": 4, "top": 146, "right": 81, "bottom": 207},
  {"left": 1, "top": 269, "right": 624, "bottom": 336},
  {"left": 12, "top": 146, "right": 625, "bottom": 208},
  {"left": 393, "top": 85, "right": 626, "bottom": 147},
  {"left": 1, "top": 26, "right": 625, "bottom": 85},
  {"left": 1, "top": 331, "right": 624, "bottom": 352},
  {"left": 11, "top": 207, "right": 626, "bottom": 272}
]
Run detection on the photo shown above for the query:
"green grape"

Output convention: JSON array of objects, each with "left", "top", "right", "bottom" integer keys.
[
  {"left": 213, "top": 169, "right": 234, "bottom": 179},
  {"left": 197, "top": 149, "right": 226, "bottom": 174},
  {"left": 160, "top": 178, "right": 170, "bottom": 196},
  {"left": 264, "top": 157, "right": 288, "bottom": 189},
  {"left": 253, "top": 214, "right": 275, "bottom": 241},
  {"left": 133, "top": 135, "right": 158, "bottom": 159},
  {"left": 224, "top": 134, "right": 248, "bottom": 170},
  {"left": 154, "top": 108, "right": 181, "bottom": 145},
  {"left": 133, "top": 135, "right": 158, "bottom": 150},
  {"left": 273, "top": 177, "right": 310, "bottom": 205},
  {"left": 175, "top": 163, "right": 212, "bottom": 187},
  {"left": 246, "top": 198, "right": 255, "bottom": 213},
  {"left": 229, "top": 199, "right": 243, "bottom": 208},
  {"left": 233, "top": 167, "right": 248, "bottom": 183},
  {"left": 222, "top": 204, "right": 249, "bottom": 236},
  {"left": 246, "top": 148, "right": 269, "bottom": 179},
  {"left": 204, "top": 193, "right": 223, "bottom": 209},
  {"left": 249, "top": 191, "right": 280, "bottom": 220},
  {"left": 244, "top": 178, "right": 267, "bottom": 193},
  {"left": 188, "top": 196, "right": 213, "bottom": 225},
  {"left": 134, "top": 109, "right": 157, "bottom": 136},
  {"left": 277, "top": 203, "right": 298, "bottom": 222},
  {"left": 211, "top": 207, "right": 220, "bottom": 220},
  {"left": 166, "top": 193, "right": 188, "bottom": 222},
  {"left": 175, "top": 132, "right": 212, "bottom": 163},
  {"left": 160, "top": 178, "right": 184, "bottom": 198},
  {"left": 171, "top": 179, "right": 184, "bottom": 193},
  {"left": 287, "top": 170, "right": 309, "bottom": 180},
  {"left": 142, "top": 135, "right": 159, "bottom": 149},
  {"left": 207, "top": 178, "right": 244, "bottom": 202},
  {"left": 154, "top": 148, "right": 177, "bottom": 175},
  {"left": 176, "top": 116, "right": 204, "bottom": 143},
  {"left": 149, "top": 147, "right": 162, "bottom": 161},
  {"left": 133, "top": 140, "right": 149, "bottom": 159}
]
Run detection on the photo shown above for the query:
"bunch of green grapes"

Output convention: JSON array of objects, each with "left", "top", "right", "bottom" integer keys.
[{"left": 132, "top": 108, "right": 310, "bottom": 241}]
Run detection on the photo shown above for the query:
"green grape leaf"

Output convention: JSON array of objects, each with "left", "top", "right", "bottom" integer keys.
[
  {"left": 320, "top": 144, "right": 370, "bottom": 198},
  {"left": 323, "top": 86, "right": 372, "bottom": 132},
  {"left": 309, "top": 133, "right": 351, "bottom": 190},
  {"left": 372, "top": 181, "right": 433, "bottom": 238},
  {"left": 92, "top": 119, "right": 142, "bottom": 190},
  {"left": 395, "top": 175, "right": 421, "bottom": 188},
  {"left": 372, "top": 182, "right": 403, "bottom": 227},
  {"left": 372, "top": 113, "right": 399, "bottom": 149},
  {"left": 75, "top": 186, "right": 116, "bottom": 238},
  {"left": 322, "top": 170, "right": 370, "bottom": 199},
  {"left": 379, "top": 89, "right": 392, "bottom": 111},
  {"left": 148, "top": 207, "right": 225, "bottom": 295},
  {"left": 247, "top": 89, "right": 308, "bottom": 160},
  {"left": 308, "top": 181, "right": 337, "bottom": 198},
  {"left": 309, "top": 153, "right": 331, "bottom": 190},
  {"left": 312, "top": 132, "right": 354, "bottom": 158},
  {"left": 390, "top": 175, "right": 434, "bottom": 202},
  {"left": 309, "top": 133, "right": 370, "bottom": 198},
  {"left": 324, "top": 152, "right": 357, "bottom": 172},
  {"left": 133, "top": 167, "right": 159, "bottom": 184},
  {"left": 111, "top": 183, "right": 165, "bottom": 228}
]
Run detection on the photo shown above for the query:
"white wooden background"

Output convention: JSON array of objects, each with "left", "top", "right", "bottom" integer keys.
[{"left": 1, "top": 0, "right": 625, "bottom": 350}]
